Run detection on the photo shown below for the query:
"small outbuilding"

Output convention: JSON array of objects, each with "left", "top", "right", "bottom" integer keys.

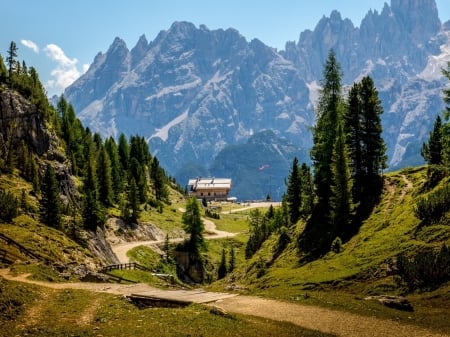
[{"left": 187, "top": 177, "right": 232, "bottom": 201}]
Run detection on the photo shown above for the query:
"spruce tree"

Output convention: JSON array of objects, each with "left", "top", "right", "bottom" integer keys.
[
  {"left": 97, "top": 147, "right": 113, "bottom": 206},
  {"left": 82, "top": 148, "right": 104, "bottom": 230},
  {"left": 330, "top": 122, "right": 353, "bottom": 236},
  {"left": 345, "top": 82, "right": 364, "bottom": 203},
  {"left": 118, "top": 133, "right": 130, "bottom": 171},
  {"left": 359, "top": 76, "right": 386, "bottom": 190},
  {"left": 105, "top": 137, "right": 124, "bottom": 199},
  {"left": 182, "top": 197, "right": 206, "bottom": 257},
  {"left": 229, "top": 245, "right": 236, "bottom": 272},
  {"left": 6, "top": 41, "right": 18, "bottom": 85},
  {"left": 40, "top": 164, "right": 62, "bottom": 229},
  {"left": 442, "top": 62, "right": 450, "bottom": 167},
  {"left": 151, "top": 156, "right": 168, "bottom": 201},
  {"left": 218, "top": 247, "right": 227, "bottom": 279},
  {"left": 310, "top": 49, "right": 344, "bottom": 211},
  {"left": 126, "top": 177, "right": 140, "bottom": 224},
  {"left": 285, "top": 157, "right": 301, "bottom": 224},
  {"left": 421, "top": 115, "right": 443, "bottom": 165},
  {"left": 299, "top": 163, "right": 314, "bottom": 217}
]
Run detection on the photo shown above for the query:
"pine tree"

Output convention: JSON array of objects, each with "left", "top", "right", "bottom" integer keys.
[
  {"left": 0, "top": 55, "right": 7, "bottom": 83},
  {"left": 359, "top": 76, "right": 386, "bottom": 190},
  {"left": 285, "top": 157, "right": 301, "bottom": 224},
  {"left": 442, "top": 62, "right": 450, "bottom": 167},
  {"left": 182, "top": 197, "right": 206, "bottom": 256},
  {"left": 330, "top": 122, "right": 353, "bottom": 236},
  {"left": 310, "top": 49, "right": 344, "bottom": 210},
  {"left": 229, "top": 245, "right": 236, "bottom": 272},
  {"left": 151, "top": 156, "right": 168, "bottom": 201},
  {"left": 421, "top": 115, "right": 443, "bottom": 165},
  {"left": 218, "top": 247, "right": 227, "bottom": 279},
  {"left": 345, "top": 82, "right": 364, "bottom": 203},
  {"left": 126, "top": 177, "right": 140, "bottom": 224},
  {"left": 6, "top": 41, "right": 18, "bottom": 86},
  {"left": 82, "top": 149, "right": 104, "bottom": 230},
  {"left": 299, "top": 163, "right": 314, "bottom": 217},
  {"left": 105, "top": 137, "right": 124, "bottom": 200},
  {"left": 118, "top": 133, "right": 130, "bottom": 171},
  {"left": 40, "top": 164, "right": 62, "bottom": 229},
  {"left": 97, "top": 147, "right": 113, "bottom": 206}
]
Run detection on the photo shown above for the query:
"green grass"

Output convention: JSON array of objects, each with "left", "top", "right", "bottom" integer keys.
[{"left": 0, "top": 279, "right": 334, "bottom": 337}]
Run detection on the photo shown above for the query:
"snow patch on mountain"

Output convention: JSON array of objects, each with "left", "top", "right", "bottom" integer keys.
[
  {"left": 145, "top": 79, "right": 201, "bottom": 101},
  {"left": 151, "top": 109, "right": 189, "bottom": 141},
  {"left": 418, "top": 31, "right": 450, "bottom": 81}
]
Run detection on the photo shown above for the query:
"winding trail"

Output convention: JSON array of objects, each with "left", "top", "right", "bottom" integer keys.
[
  {"left": 111, "top": 217, "right": 237, "bottom": 263},
  {"left": 1, "top": 269, "right": 448, "bottom": 337}
]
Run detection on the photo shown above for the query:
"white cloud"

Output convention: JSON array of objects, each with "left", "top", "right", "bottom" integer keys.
[
  {"left": 21, "top": 39, "right": 39, "bottom": 53},
  {"left": 44, "top": 44, "right": 82, "bottom": 92}
]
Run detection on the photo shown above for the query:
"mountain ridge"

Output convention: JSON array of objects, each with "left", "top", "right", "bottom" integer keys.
[{"left": 65, "top": 0, "right": 450, "bottom": 199}]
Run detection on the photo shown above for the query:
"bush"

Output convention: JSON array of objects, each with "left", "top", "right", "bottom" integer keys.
[
  {"left": 396, "top": 244, "right": 450, "bottom": 291},
  {"left": 0, "top": 189, "right": 19, "bottom": 222},
  {"left": 331, "top": 237, "right": 343, "bottom": 253},
  {"left": 414, "top": 182, "right": 450, "bottom": 224}
]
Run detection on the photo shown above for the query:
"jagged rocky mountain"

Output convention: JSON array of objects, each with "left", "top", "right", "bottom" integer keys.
[{"left": 65, "top": 0, "right": 450, "bottom": 200}]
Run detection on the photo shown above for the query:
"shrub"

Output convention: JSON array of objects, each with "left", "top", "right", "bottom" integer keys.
[
  {"left": 0, "top": 189, "right": 19, "bottom": 222},
  {"left": 414, "top": 182, "right": 450, "bottom": 224},
  {"left": 396, "top": 244, "right": 450, "bottom": 291}
]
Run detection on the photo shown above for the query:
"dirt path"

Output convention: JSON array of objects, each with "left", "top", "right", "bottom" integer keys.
[
  {"left": 212, "top": 296, "right": 449, "bottom": 337},
  {"left": 1, "top": 269, "right": 447, "bottom": 337},
  {"left": 111, "top": 217, "right": 237, "bottom": 263}
]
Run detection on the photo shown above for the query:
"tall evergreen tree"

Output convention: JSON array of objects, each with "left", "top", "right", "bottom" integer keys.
[
  {"left": 345, "top": 82, "right": 364, "bottom": 203},
  {"left": 182, "top": 197, "right": 206, "bottom": 257},
  {"left": 40, "top": 164, "right": 62, "bottom": 229},
  {"left": 97, "top": 147, "right": 113, "bottom": 206},
  {"left": 442, "top": 62, "right": 450, "bottom": 167},
  {"left": 105, "top": 137, "right": 124, "bottom": 199},
  {"left": 330, "top": 122, "right": 353, "bottom": 235},
  {"left": 310, "top": 49, "right": 344, "bottom": 210},
  {"left": 82, "top": 146, "right": 104, "bottom": 230},
  {"left": 299, "top": 163, "right": 314, "bottom": 217},
  {"left": 6, "top": 41, "right": 18, "bottom": 85},
  {"left": 118, "top": 133, "right": 130, "bottom": 171},
  {"left": 421, "top": 115, "right": 443, "bottom": 165},
  {"left": 359, "top": 76, "right": 386, "bottom": 189},
  {"left": 229, "top": 245, "right": 236, "bottom": 272},
  {"left": 125, "top": 177, "right": 140, "bottom": 224},
  {"left": 285, "top": 157, "right": 301, "bottom": 224},
  {"left": 151, "top": 156, "right": 168, "bottom": 201},
  {"left": 218, "top": 247, "right": 227, "bottom": 279}
]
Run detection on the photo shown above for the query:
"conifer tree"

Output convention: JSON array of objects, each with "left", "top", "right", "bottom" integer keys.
[
  {"left": 118, "top": 133, "right": 130, "bottom": 171},
  {"left": 125, "top": 177, "right": 140, "bottom": 224},
  {"left": 7, "top": 41, "right": 18, "bottom": 85},
  {"left": 299, "top": 163, "right": 314, "bottom": 217},
  {"left": 310, "top": 49, "right": 344, "bottom": 211},
  {"left": 0, "top": 55, "right": 7, "bottom": 83},
  {"left": 421, "top": 115, "right": 443, "bottom": 165},
  {"left": 330, "top": 122, "right": 353, "bottom": 235},
  {"left": 285, "top": 157, "right": 301, "bottom": 224},
  {"left": 97, "top": 147, "right": 113, "bottom": 206},
  {"left": 151, "top": 156, "right": 168, "bottom": 201},
  {"left": 40, "top": 164, "right": 62, "bottom": 229},
  {"left": 182, "top": 197, "right": 206, "bottom": 257},
  {"left": 218, "top": 247, "right": 227, "bottom": 279},
  {"left": 229, "top": 245, "right": 236, "bottom": 272},
  {"left": 105, "top": 137, "right": 124, "bottom": 199},
  {"left": 442, "top": 62, "right": 450, "bottom": 166}
]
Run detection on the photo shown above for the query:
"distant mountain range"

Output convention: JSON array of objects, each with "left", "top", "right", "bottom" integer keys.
[{"left": 65, "top": 0, "right": 450, "bottom": 200}]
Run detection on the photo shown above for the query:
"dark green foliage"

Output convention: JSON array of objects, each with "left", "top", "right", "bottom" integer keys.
[
  {"left": 299, "top": 163, "right": 314, "bottom": 216},
  {"left": 0, "top": 189, "right": 19, "bottom": 222},
  {"left": 330, "top": 237, "right": 342, "bottom": 253},
  {"left": 39, "top": 164, "right": 62, "bottom": 229},
  {"left": 124, "top": 177, "right": 140, "bottom": 224},
  {"left": 7, "top": 41, "right": 18, "bottom": 85},
  {"left": 228, "top": 245, "right": 236, "bottom": 272},
  {"left": 0, "top": 55, "right": 7, "bottom": 83},
  {"left": 150, "top": 157, "right": 168, "bottom": 202},
  {"left": 118, "top": 133, "right": 130, "bottom": 171},
  {"left": 97, "top": 147, "right": 113, "bottom": 206},
  {"left": 414, "top": 182, "right": 450, "bottom": 224},
  {"left": 182, "top": 197, "right": 206, "bottom": 258},
  {"left": 396, "top": 244, "right": 450, "bottom": 291},
  {"left": 311, "top": 49, "right": 344, "bottom": 208},
  {"left": 421, "top": 115, "right": 443, "bottom": 165},
  {"left": 82, "top": 156, "right": 104, "bottom": 230},
  {"left": 285, "top": 157, "right": 301, "bottom": 224},
  {"left": 273, "top": 226, "right": 291, "bottom": 260},
  {"left": 245, "top": 209, "right": 270, "bottom": 259},
  {"left": 218, "top": 247, "right": 227, "bottom": 279},
  {"left": 205, "top": 208, "right": 220, "bottom": 219},
  {"left": 104, "top": 137, "right": 124, "bottom": 200},
  {"left": 330, "top": 122, "right": 353, "bottom": 233}
]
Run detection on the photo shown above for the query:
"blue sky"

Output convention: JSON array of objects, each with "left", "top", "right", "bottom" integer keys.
[{"left": 2, "top": 0, "right": 449, "bottom": 96}]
